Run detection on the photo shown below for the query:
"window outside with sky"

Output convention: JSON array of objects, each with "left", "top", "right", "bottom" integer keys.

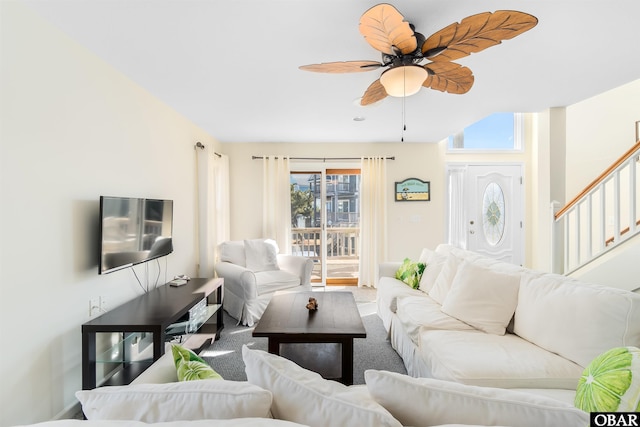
[{"left": 448, "top": 112, "right": 521, "bottom": 151}]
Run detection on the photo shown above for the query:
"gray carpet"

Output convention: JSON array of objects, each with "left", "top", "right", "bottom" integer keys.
[{"left": 200, "top": 287, "right": 407, "bottom": 384}]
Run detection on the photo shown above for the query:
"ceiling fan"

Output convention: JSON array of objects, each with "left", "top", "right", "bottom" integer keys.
[{"left": 299, "top": 4, "right": 538, "bottom": 106}]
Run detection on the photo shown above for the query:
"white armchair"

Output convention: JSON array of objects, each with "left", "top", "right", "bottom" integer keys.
[{"left": 215, "top": 239, "right": 313, "bottom": 326}]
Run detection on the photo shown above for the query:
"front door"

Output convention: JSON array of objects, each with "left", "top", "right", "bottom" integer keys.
[{"left": 448, "top": 163, "right": 523, "bottom": 265}]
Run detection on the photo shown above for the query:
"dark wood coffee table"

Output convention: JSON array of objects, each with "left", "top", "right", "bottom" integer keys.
[{"left": 252, "top": 291, "right": 366, "bottom": 385}]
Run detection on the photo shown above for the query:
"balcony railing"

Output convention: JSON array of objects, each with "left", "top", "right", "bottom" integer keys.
[{"left": 290, "top": 227, "right": 360, "bottom": 280}]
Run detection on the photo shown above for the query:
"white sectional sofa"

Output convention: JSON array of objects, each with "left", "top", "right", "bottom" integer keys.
[
  {"left": 22, "top": 345, "right": 589, "bottom": 427},
  {"left": 377, "top": 244, "right": 640, "bottom": 391}
]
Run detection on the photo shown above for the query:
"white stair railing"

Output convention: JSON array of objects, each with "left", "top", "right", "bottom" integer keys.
[{"left": 553, "top": 141, "right": 640, "bottom": 274}]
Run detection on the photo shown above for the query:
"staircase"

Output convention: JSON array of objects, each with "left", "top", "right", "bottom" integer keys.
[
  {"left": 553, "top": 141, "right": 640, "bottom": 292},
  {"left": 569, "top": 235, "right": 640, "bottom": 292}
]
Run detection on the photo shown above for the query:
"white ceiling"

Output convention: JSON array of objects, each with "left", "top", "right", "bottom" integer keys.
[{"left": 20, "top": 0, "right": 640, "bottom": 144}]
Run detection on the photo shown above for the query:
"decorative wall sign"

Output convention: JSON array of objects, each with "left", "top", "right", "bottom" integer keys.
[{"left": 395, "top": 178, "right": 430, "bottom": 201}]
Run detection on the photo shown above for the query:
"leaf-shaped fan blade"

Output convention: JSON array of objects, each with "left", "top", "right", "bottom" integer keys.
[
  {"left": 422, "top": 10, "right": 538, "bottom": 62},
  {"left": 299, "top": 61, "right": 382, "bottom": 73},
  {"left": 359, "top": 4, "right": 417, "bottom": 55},
  {"left": 423, "top": 62, "right": 474, "bottom": 94},
  {"left": 360, "top": 79, "right": 388, "bottom": 105}
]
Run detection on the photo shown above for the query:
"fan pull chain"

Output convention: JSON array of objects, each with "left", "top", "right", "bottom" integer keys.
[
  {"left": 401, "top": 67, "right": 406, "bottom": 142},
  {"left": 401, "top": 97, "right": 406, "bottom": 142}
]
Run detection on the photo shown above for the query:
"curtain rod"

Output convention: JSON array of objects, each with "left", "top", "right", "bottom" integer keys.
[
  {"left": 251, "top": 156, "right": 395, "bottom": 161},
  {"left": 194, "top": 141, "right": 221, "bottom": 157}
]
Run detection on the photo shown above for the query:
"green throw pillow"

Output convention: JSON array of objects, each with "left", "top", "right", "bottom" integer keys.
[
  {"left": 574, "top": 346, "right": 640, "bottom": 413},
  {"left": 395, "top": 258, "right": 426, "bottom": 290},
  {"left": 171, "top": 344, "right": 223, "bottom": 381}
]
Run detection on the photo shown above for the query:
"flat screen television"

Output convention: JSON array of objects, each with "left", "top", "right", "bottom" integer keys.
[{"left": 99, "top": 196, "right": 174, "bottom": 274}]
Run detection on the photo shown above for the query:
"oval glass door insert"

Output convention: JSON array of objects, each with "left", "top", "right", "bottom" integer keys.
[{"left": 482, "top": 182, "right": 506, "bottom": 246}]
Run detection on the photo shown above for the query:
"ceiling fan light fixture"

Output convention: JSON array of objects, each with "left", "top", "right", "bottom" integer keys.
[{"left": 380, "top": 65, "right": 427, "bottom": 97}]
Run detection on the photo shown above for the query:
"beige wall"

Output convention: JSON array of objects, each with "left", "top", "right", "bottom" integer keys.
[
  {"left": 220, "top": 142, "right": 446, "bottom": 261},
  {"left": 0, "top": 3, "right": 220, "bottom": 425},
  {"left": 565, "top": 79, "right": 640, "bottom": 199},
  {"left": 529, "top": 109, "right": 566, "bottom": 272}
]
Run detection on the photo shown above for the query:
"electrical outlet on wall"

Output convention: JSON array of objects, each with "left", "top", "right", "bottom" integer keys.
[
  {"left": 89, "top": 298, "right": 100, "bottom": 317},
  {"left": 99, "top": 296, "right": 108, "bottom": 312}
]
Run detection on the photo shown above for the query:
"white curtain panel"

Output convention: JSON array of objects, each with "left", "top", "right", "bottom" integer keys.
[
  {"left": 196, "top": 147, "right": 231, "bottom": 277},
  {"left": 262, "top": 156, "right": 292, "bottom": 254},
  {"left": 446, "top": 166, "right": 467, "bottom": 249},
  {"left": 213, "top": 154, "right": 231, "bottom": 248},
  {"left": 359, "top": 156, "right": 388, "bottom": 288}
]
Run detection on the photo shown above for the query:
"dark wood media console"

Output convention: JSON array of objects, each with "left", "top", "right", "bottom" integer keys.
[{"left": 81, "top": 277, "right": 223, "bottom": 389}]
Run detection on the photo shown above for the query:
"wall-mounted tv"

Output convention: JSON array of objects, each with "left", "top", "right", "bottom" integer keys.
[{"left": 99, "top": 196, "right": 174, "bottom": 274}]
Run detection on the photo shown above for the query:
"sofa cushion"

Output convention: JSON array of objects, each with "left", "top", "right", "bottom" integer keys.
[
  {"left": 509, "top": 388, "right": 577, "bottom": 406},
  {"left": 245, "top": 239, "right": 280, "bottom": 272},
  {"left": 365, "top": 370, "right": 589, "bottom": 427},
  {"left": 440, "top": 260, "right": 520, "bottom": 335},
  {"left": 219, "top": 240, "right": 247, "bottom": 267},
  {"left": 442, "top": 244, "right": 537, "bottom": 277},
  {"left": 242, "top": 346, "right": 402, "bottom": 427},
  {"left": 418, "top": 248, "right": 434, "bottom": 263},
  {"left": 574, "top": 346, "right": 640, "bottom": 413},
  {"left": 75, "top": 380, "right": 273, "bottom": 422},
  {"left": 130, "top": 346, "right": 177, "bottom": 384},
  {"left": 395, "top": 258, "right": 425, "bottom": 289},
  {"left": 28, "top": 421, "right": 312, "bottom": 427},
  {"left": 255, "top": 270, "right": 300, "bottom": 295},
  {"left": 171, "top": 345, "right": 222, "bottom": 381},
  {"left": 418, "top": 329, "right": 584, "bottom": 389},
  {"left": 377, "top": 276, "right": 424, "bottom": 313},
  {"left": 514, "top": 273, "right": 640, "bottom": 368},
  {"left": 418, "top": 252, "right": 446, "bottom": 293},
  {"left": 396, "top": 296, "right": 474, "bottom": 344},
  {"left": 428, "top": 254, "right": 461, "bottom": 304}
]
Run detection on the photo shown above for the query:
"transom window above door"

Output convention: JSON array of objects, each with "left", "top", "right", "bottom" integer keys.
[{"left": 448, "top": 112, "right": 523, "bottom": 152}]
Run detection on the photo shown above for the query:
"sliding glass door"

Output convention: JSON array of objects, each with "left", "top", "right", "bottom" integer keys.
[
  {"left": 290, "top": 172, "right": 322, "bottom": 282},
  {"left": 290, "top": 170, "right": 360, "bottom": 286}
]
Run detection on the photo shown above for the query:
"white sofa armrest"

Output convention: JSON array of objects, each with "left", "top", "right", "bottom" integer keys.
[
  {"left": 130, "top": 346, "right": 177, "bottom": 384},
  {"left": 215, "top": 261, "right": 258, "bottom": 300},
  {"left": 379, "top": 261, "right": 402, "bottom": 279},
  {"left": 277, "top": 254, "right": 314, "bottom": 288}
]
